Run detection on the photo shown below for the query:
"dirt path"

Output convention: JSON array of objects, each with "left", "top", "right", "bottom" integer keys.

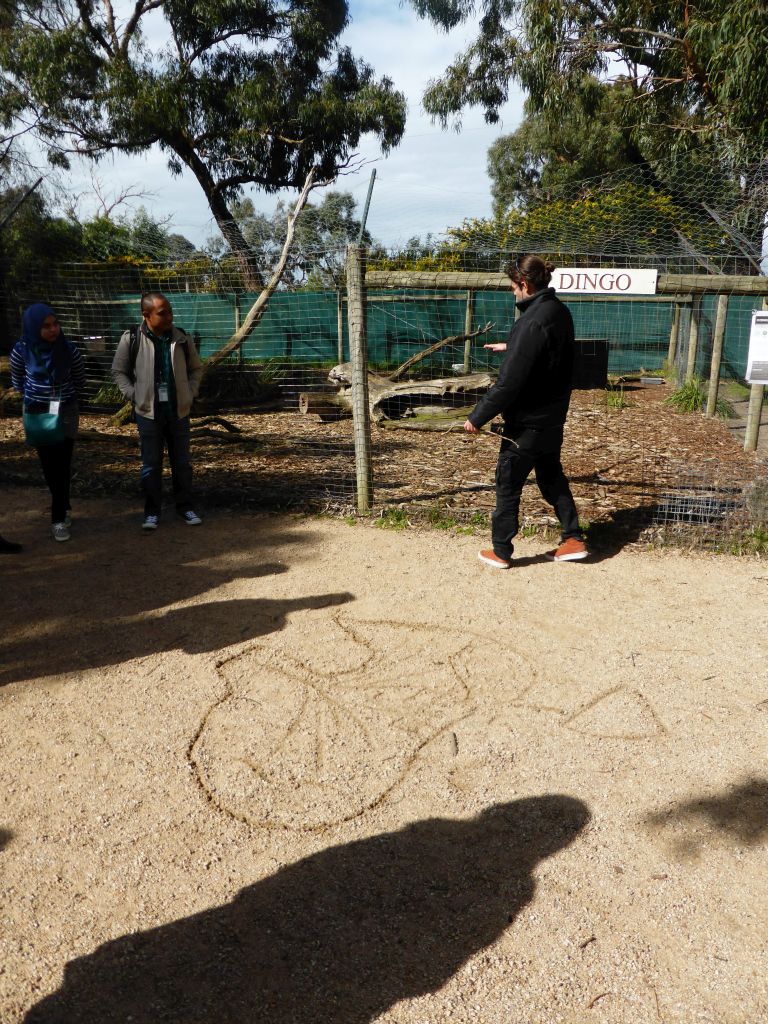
[{"left": 1, "top": 486, "right": 767, "bottom": 1023}]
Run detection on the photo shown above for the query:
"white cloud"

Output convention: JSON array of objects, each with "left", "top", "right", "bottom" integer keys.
[{"left": 49, "top": 3, "right": 524, "bottom": 248}]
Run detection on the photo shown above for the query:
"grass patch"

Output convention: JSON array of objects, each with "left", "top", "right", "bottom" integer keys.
[
  {"left": 665, "top": 377, "right": 735, "bottom": 418},
  {"left": 604, "top": 384, "right": 632, "bottom": 411},
  {"left": 374, "top": 507, "right": 410, "bottom": 530},
  {"left": 426, "top": 506, "right": 457, "bottom": 530},
  {"left": 718, "top": 527, "right": 768, "bottom": 557}
]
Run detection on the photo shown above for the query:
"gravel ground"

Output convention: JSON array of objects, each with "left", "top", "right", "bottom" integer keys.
[{"left": 1, "top": 486, "right": 767, "bottom": 1023}]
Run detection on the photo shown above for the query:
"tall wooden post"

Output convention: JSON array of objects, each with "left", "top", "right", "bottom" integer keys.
[
  {"left": 685, "top": 295, "right": 701, "bottom": 381},
  {"left": 336, "top": 290, "right": 344, "bottom": 363},
  {"left": 462, "top": 290, "right": 475, "bottom": 373},
  {"left": 234, "top": 298, "right": 243, "bottom": 367},
  {"left": 705, "top": 294, "right": 729, "bottom": 416},
  {"left": 667, "top": 302, "right": 681, "bottom": 369},
  {"left": 744, "top": 296, "right": 768, "bottom": 452},
  {"left": 346, "top": 245, "right": 373, "bottom": 512}
]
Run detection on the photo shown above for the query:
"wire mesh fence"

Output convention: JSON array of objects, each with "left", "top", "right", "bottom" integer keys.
[{"left": 2, "top": 153, "right": 768, "bottom": 543}]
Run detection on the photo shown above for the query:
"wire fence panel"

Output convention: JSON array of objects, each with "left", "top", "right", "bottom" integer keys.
[{"left": 2, "top": 152, "right": 768, "bottom": 542}]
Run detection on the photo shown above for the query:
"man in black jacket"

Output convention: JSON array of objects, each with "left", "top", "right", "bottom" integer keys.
[{"left": 464, "top": 254, "right": 587, "bottom": 568}]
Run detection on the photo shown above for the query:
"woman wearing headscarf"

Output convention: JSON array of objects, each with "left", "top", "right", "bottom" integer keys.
[{"left": 10, "top": 303, "right": 86, "bottom": 542}]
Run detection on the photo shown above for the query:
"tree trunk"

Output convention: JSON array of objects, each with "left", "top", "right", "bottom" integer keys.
[
  {"left": 200, "top": 167, "right": 321, "bottom": 381},
  {"left": 176, "top": 141, "right": 265, "bottom": 290}
]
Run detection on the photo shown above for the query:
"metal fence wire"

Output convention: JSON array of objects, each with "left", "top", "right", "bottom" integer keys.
[{"left": 1, "top": 154, "right": 767, "bottom": 539}]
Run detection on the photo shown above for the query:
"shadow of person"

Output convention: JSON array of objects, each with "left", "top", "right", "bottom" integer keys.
[
  {"left": 25, "top": 796, "right": 589, "bottom": 1024},
  {"left": 0, "top": 828, "right": 12, "bottom": 852},
  {"left": 645, "top": 776, "right": 768, "bottom": 856},
  {"left": 582, "top": 505, "right": 653, "bottom": 561},
  {"left": 0, "top": 593, "right": 354, "bottom": 682}
]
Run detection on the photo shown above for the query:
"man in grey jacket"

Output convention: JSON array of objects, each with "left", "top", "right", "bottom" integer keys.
[{"left": 112, "top": 292, "right": 204, "bottom": 531}]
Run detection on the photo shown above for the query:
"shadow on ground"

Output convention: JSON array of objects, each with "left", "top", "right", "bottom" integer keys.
[
  {"left": 644, "top": 777, "right": 768, "bottom": 858},
  {"left": 0, "top": 491, "right": 350, "bottom": 685},
  {"left": 25, "top": 796, "right": 589, "bottom": 1024}
]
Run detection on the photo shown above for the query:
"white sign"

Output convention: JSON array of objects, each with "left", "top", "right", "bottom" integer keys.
[
  {"left": 746, "top": 311, "right": 768, "bottom": 384},
  {"left": 553, "top": 268, "right": 658, "bottom": 295}
]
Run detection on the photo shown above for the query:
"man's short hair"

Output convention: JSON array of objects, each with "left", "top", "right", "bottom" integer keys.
[{"left": 141, "top": 291, "right": 168, "bottom": 315}]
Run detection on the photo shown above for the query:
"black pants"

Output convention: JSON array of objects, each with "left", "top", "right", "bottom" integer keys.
[
  {"left": 491, "top": 425, "right": 581, "bottom": 559},
  {"left": 36, "top": 439, "right": 75, "bottom": 524}
]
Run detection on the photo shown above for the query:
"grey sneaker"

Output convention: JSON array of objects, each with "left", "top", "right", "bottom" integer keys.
[
  {"left": 64, "top": 511, "right": 72, "bottom": 528},
  {"left": 178, "top": 509, "right": 202, "bottom": 526},
  {"left": 52, "top": 521, "right": 70, "bottom": 542},
  {"left": 142, "top": 514, "right": 159, "bottom": 531}
]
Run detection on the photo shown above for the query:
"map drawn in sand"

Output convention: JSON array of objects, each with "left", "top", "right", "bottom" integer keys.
[
  {"left": 188, "top": 615, "right": 533, "bottom": 830},
  {"left": 563, "top": 686, "right": 667, "bottom": 740}
]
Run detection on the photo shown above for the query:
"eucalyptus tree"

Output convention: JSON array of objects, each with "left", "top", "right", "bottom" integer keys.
[
  {"left": 0, "top": 1, "right": 406, "bottom": 287},
  {"left": 409, "top": 1, "right": 767, "bottom": 156}
]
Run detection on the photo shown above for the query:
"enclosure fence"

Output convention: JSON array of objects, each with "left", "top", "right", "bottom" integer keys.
[{"left": 1, "top": 239, "right": 767, "bottom": 544}]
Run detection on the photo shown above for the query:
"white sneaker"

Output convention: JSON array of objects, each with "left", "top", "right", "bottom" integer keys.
[
  {"left": 64, "top": 512, "right": 72, "bottom": 528},
  {"left": 178, "top": 510, "right": 202, "bottom": 526},
  {"left": 142, "top": 514, "right": 159, "bottom": 531},
  {"left": 52, "top": 522, "right": 70, "bottom": 542}
]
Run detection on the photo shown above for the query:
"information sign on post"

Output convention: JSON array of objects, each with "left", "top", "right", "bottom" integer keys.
[{"left": 746, "top": 311, "right": 768, "bottom": 384}]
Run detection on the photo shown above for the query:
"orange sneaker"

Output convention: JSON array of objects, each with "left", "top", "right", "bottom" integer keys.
[
  {"left": 550, "top": 538, "right": 588, "bottom": 561},
  {"left": 478, "top": 549, "right": 512, "bottom": 569}
]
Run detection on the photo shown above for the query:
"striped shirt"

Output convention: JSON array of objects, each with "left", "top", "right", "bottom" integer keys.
[{"left": 10, "top": 339, "right": 86, "bottom": 409}]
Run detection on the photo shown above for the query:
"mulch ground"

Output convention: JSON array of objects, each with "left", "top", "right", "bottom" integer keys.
[{"left": 1, "top": 381, "right": 765, "bottom": 546}]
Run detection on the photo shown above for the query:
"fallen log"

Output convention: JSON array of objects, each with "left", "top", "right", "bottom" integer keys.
[
  {"left": 298, "top": 393, "right": 352, "bottom": 421},
  {"left": 377, "top": 416, "right": 469, "bottom": 432}
]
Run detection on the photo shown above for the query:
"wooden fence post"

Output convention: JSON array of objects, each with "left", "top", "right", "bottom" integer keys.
[
  {"left": 705, "top": 294, "right": 729, "bottom": 416},
  {"left": 462, "top": 290, "right": 475, "bottom": 373},
  {"left": 234, "top": 296, "right": 243, "bottom": 367},
  {"left": 685, "top": 295, "right": 701, "bottom": 381},
  {"left": 667, "top": 302, "right": 681, "bottom": 369},
  {"left": 336, "top": 290, "right": 344, "bottom": 364},
  {"left": 744, "top": 296, "right": 768, "bottom": 452},
  {"left": 346, "top": 245, "right": 373, "bottom": 512}
]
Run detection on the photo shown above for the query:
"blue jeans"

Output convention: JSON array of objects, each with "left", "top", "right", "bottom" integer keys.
[
  {"left": 491, "top": 425, "right": 581, "bottom": 559},
  {"left": 136, "top": 410, "right": 193, "bottom": 516}
]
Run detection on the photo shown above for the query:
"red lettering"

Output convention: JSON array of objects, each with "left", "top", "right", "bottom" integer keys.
[
  {"left": 615, "top": 274, "right": 631, "bottom": 291},
  {"left": 599, "top": 273, "right": 615, "bottom": 290}
]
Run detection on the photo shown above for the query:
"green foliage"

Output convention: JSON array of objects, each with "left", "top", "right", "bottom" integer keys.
[
  {"left": 488, "top": 79, "right": 648, "bottom": 215},
  {"left": 373, "top": 234, "right": 463, "bottom": 273},
  {"left": 426, "top": 506, "right": 457, "bottom": 530},
  {"left": 719, "top": 528, "right": 768, "bottom": 558},
  {"left": 374, "top": 507, "right": 410, "bottom": 530},
  {"left": 605, "top": 385, "right": 631, "bottom": 412},
  {"left": 665, "top": 378, "right": 735, "bottom": 418},
  {"left": 408, "top": 1, "right": 768, "bottom": 158},
  {"left": 0, "top": 2, "right": 407, "bottom": 283},
  {"left": 448, "top": 182, "right": 724, "bottom": 263},
  {"left": 0, "top": 187, "right": 82, "bottom": 298},
  {"left": 225, "top": 190, "right": 372, "bottom": 287},
  {"left": 403, "top": 179, "right": 731, "bottom": 272},
  {"left": 91, "top": 380, "right": 124, "bottom": 407}
]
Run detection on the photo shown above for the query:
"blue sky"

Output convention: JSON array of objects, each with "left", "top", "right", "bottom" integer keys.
[{"left": 56, "top": 2, "right": 524, "bottom": 248}]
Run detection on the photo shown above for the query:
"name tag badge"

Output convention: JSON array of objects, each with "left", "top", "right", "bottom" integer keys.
[
  {"left": 48, "top": 400, "right": 60, "bottom": 415},
  {"left": 158, "top": 385, "right": 169, "bottom": 403}
]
